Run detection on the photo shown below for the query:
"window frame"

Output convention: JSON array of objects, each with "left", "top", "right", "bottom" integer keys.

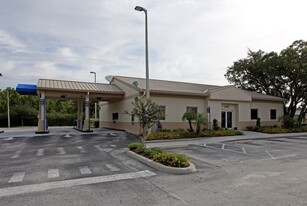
[
  {"left": 251, "top": 109, "right": 258, "bottom": 120},
  {"left": 157, "top": 105, "right": 166, "bottom": 120},
  {"left": 270, "top": 109, "right": 277, "bottom": 120},
  {"left": 112, "top": 112, "right": 119, "bottom": 121},
  {"left": 186, "top": 106, "right": 198, "bottom": 114}
]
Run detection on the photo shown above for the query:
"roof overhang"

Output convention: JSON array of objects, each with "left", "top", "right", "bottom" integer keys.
[{"left": 37, "top": 79, "right": 125, "bottom": 101}]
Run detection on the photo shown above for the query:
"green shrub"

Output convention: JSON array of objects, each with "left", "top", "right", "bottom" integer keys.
[
  {"left": 257, "top": 126, "right": 288, "bottom": 134},
  {"left": 128, "top": 142, "right": 144, "bottom": 151},
  {"left": 146, "top": 129, "right": 242, "bottom": 140},
  {"left": 279, "top": 115, "right": 297, "bottom": 128},
  {"left": 213, "top": 119, "right": 219, "bottom": 131},
  {"left": 128, "top": 142, "right": 189, "bottom": 168},
  {"left": 152, "top": 152, "right": 190, "bottom": 168}
]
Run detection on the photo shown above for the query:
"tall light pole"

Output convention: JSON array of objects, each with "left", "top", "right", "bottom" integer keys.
[
  {"left": 135, "top": 6, "right": 150, "bottom": 99},
  {"left": 90, "top": 71, "right": 97, "bottom": 119}
]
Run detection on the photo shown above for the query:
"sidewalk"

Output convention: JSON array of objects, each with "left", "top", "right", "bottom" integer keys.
[{"left": 146, "top": 131, "right": 307, "bottom": 148}]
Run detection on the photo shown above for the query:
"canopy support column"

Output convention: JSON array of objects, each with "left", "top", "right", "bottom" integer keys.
[
  {"left": 36, "top": 92, "right": 49, "bottom": 133},
  {"left": 83, "top": 92, "right": 91, "bottom": 132}
]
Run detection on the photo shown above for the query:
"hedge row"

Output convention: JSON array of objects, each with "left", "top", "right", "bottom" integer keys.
[
  {"left": 128, "top": 142, "right": 190, "bottom": 168},
  {"left": 257, "top": 126, "right": 307, "bottom": 134},
  {"left": 146, "top": 130, "right": 243, "bottom": 140}
]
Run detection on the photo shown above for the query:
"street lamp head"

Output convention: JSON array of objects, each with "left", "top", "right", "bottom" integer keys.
[
  {"left": 135, "top": 6, "right": 146, "bottom": 12},
  {"left": 90, "top": 71, "right": 96, "bottom": 74}
]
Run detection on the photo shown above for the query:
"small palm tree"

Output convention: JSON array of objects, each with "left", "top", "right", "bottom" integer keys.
[
  {"left": 182, "top": 112, "right": 196, "bottom": 132},
  {"left": 195, "top": 113, "right": 207, "bottom": 135}
]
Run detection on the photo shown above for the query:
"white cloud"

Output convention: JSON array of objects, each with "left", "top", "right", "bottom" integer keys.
[
  {"left": 58, "top": 47, "right": 78, "bottom": 61},
  {"left": 0, "top": 0, "right": 307, "bottom": 89},
  {"left": 0, "top": 30, "right": 25, "bottom": 53}
]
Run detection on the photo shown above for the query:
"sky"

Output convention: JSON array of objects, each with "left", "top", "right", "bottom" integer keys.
[{"left": 0, "top": 0, "right": 307, "bottom": 89}]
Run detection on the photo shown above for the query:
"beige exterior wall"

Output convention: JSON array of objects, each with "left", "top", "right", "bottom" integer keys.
[
  {"left": 151, "top": 95, "right": 207, "bottom": 122},
  {"left": 208, "top": 100, "right": 283, "bottom": 130},
  {"left": 250, "top": 100, "right": 283, "bottom": 125},
  {"left": 208, "top": 100, "right": 248, "bottom": 129},
  {"left": 209, "top": 86, "right": 252, "bottom": 102},
  {"left": 111, "top": 78, "right": 139, "bottom": 97},
  {"left": 100, "top": 80, "right": 284, "bottom": 133}
]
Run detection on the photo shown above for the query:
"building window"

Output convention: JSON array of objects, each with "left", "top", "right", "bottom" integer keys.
[
  {"left": 112, "top": 112, "right": 119, "bottom": 121},
  {"left": 157, "top": 105, "right": 166, "bottom": 120},
  {"left": 270, "top": 109, "right": 277, "bottom": 120},
  {"left": 187, "top": 107, "right": 197, "bottom": 114},
  {"left": 251, "top": 109, "right": 258, "bottom": 120}
]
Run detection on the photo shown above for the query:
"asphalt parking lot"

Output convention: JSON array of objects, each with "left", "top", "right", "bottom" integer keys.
[
  {"left": 169, "top": 135, "right": 307, "bottom": 168},
  {"left": 2, "top": 128, "right": 307, "bottom": 205}
]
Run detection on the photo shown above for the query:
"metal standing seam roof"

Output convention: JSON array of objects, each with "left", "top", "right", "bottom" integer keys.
[
  {"left": 37, "top": 79, "right": 124, "bottom": 94},
  {"left": 113, "top": 76, "right": 285, "bottom": 101},
  {"left": 113, "top": 76, "right": 220, "bottom": 96}
]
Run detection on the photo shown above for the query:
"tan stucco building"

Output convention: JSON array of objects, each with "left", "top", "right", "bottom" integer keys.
[{"left": 100, "top": 76, "right": 285, "bottom": 134}]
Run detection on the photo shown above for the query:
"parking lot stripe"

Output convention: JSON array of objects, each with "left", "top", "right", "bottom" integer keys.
[
  {"left": 242, "top": 147, "right": 246, "bottom": 154},
  {"left": 8, "top": 172, "right": 25, "bottom": 183},
  {"left": 94, "top": 145, "right": 103, "bottom": 152},
  {"left": 79, "top": 166, "right": 92, "bottom": 175},
  {"left": 11, "top": 151, "right": 21, "bottom": 159},
  {"left": 0, "top": 170, "right": 156, "bottom": 197},
  {"left": 48, "top": 169, "right": 59, "bottom": 178},
  {"left": 77, "top": 146, "right": 86, "bottom": 153},
  {"left": 36, "top": 149, "right": 44, "bottom": 156},
  {"left": 105, "top": 164, "right": 120, "bottom": 172},
  {"left": 222, "top": 144, "right": 225, "bottom": 150},
  {"left": 265, "top": 151, "right": 276, "bottom": 160},
  {"left": 57, "top": 147, "right": 66, "bottom": 155}
]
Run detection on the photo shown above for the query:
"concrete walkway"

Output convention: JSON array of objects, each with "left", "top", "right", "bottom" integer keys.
[{"left": 146, "top": 131, "right": 307, "bottom": 148}]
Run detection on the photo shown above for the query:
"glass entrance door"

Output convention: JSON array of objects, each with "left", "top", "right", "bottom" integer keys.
[{"left": 221, "top": 111, "right": 232, "bottom": 129}]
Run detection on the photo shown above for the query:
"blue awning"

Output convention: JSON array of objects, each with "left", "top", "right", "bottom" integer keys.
[{"left": 16, "top": 84, "right": 37, "bottom": 95}]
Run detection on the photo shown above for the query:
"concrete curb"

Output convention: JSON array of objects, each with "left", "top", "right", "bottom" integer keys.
[{"left": 126, "top": 150, "right": 196, "bottom": 175}]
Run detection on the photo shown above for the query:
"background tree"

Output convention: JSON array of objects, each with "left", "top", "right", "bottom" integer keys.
[{"left": 225, "top": 40, "right": 307, "bottom": 120}]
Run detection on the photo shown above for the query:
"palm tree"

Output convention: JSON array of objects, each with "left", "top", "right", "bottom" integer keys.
[
  {"left": 182, "top": 112, "right": 196, "bottom": 132},
  {"left": 195, "top": 113, "right": 207, "bottom": 135}
]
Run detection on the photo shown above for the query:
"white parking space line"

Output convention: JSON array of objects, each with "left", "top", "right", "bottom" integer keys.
[
  {"left": 0, "top": 170, "right": 156, "bottom": 197},
  {"left": 36, "top": 149, "right": 44, "bottom": 156},
  {"left": 102, "top": 148, "right": 113, "bottom": 153},
  {"left": 94, "top": 145, "right": 103, "bottom": 152},
  {"left": 79, "top": 166, "right": 92, "bottom": 175},
  {"left": 57, "top": 147, "right": 66, "bottom": 155},
  {"left": 110, "top": 144, "right": 117, "bottom": 148},
  {"left": 265, "top": 151, "right": 276, "bottom": 160},
  {"left": 198, "top": 144, "right": 264, "bottom": 158},
  {"left": 48, "top": 169, "right": 59, "bottom": 178},
  {"left": 11, "top": 151, "right": 21, "bottom": 159},
  {"left": 222, "top": 144, "right": 225, "bottom": 150},
  {"left": 8, "top": 172, "right": 25, "bottom": 183},
  {"left": 105, "top": 164, "right": 120, "bottom": 172},
  {"left": 77, "top": 146, "right": 86, "bottom": 153},
  {"left": 242, "top": 147, "right": 246, "bottom": 154}
]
